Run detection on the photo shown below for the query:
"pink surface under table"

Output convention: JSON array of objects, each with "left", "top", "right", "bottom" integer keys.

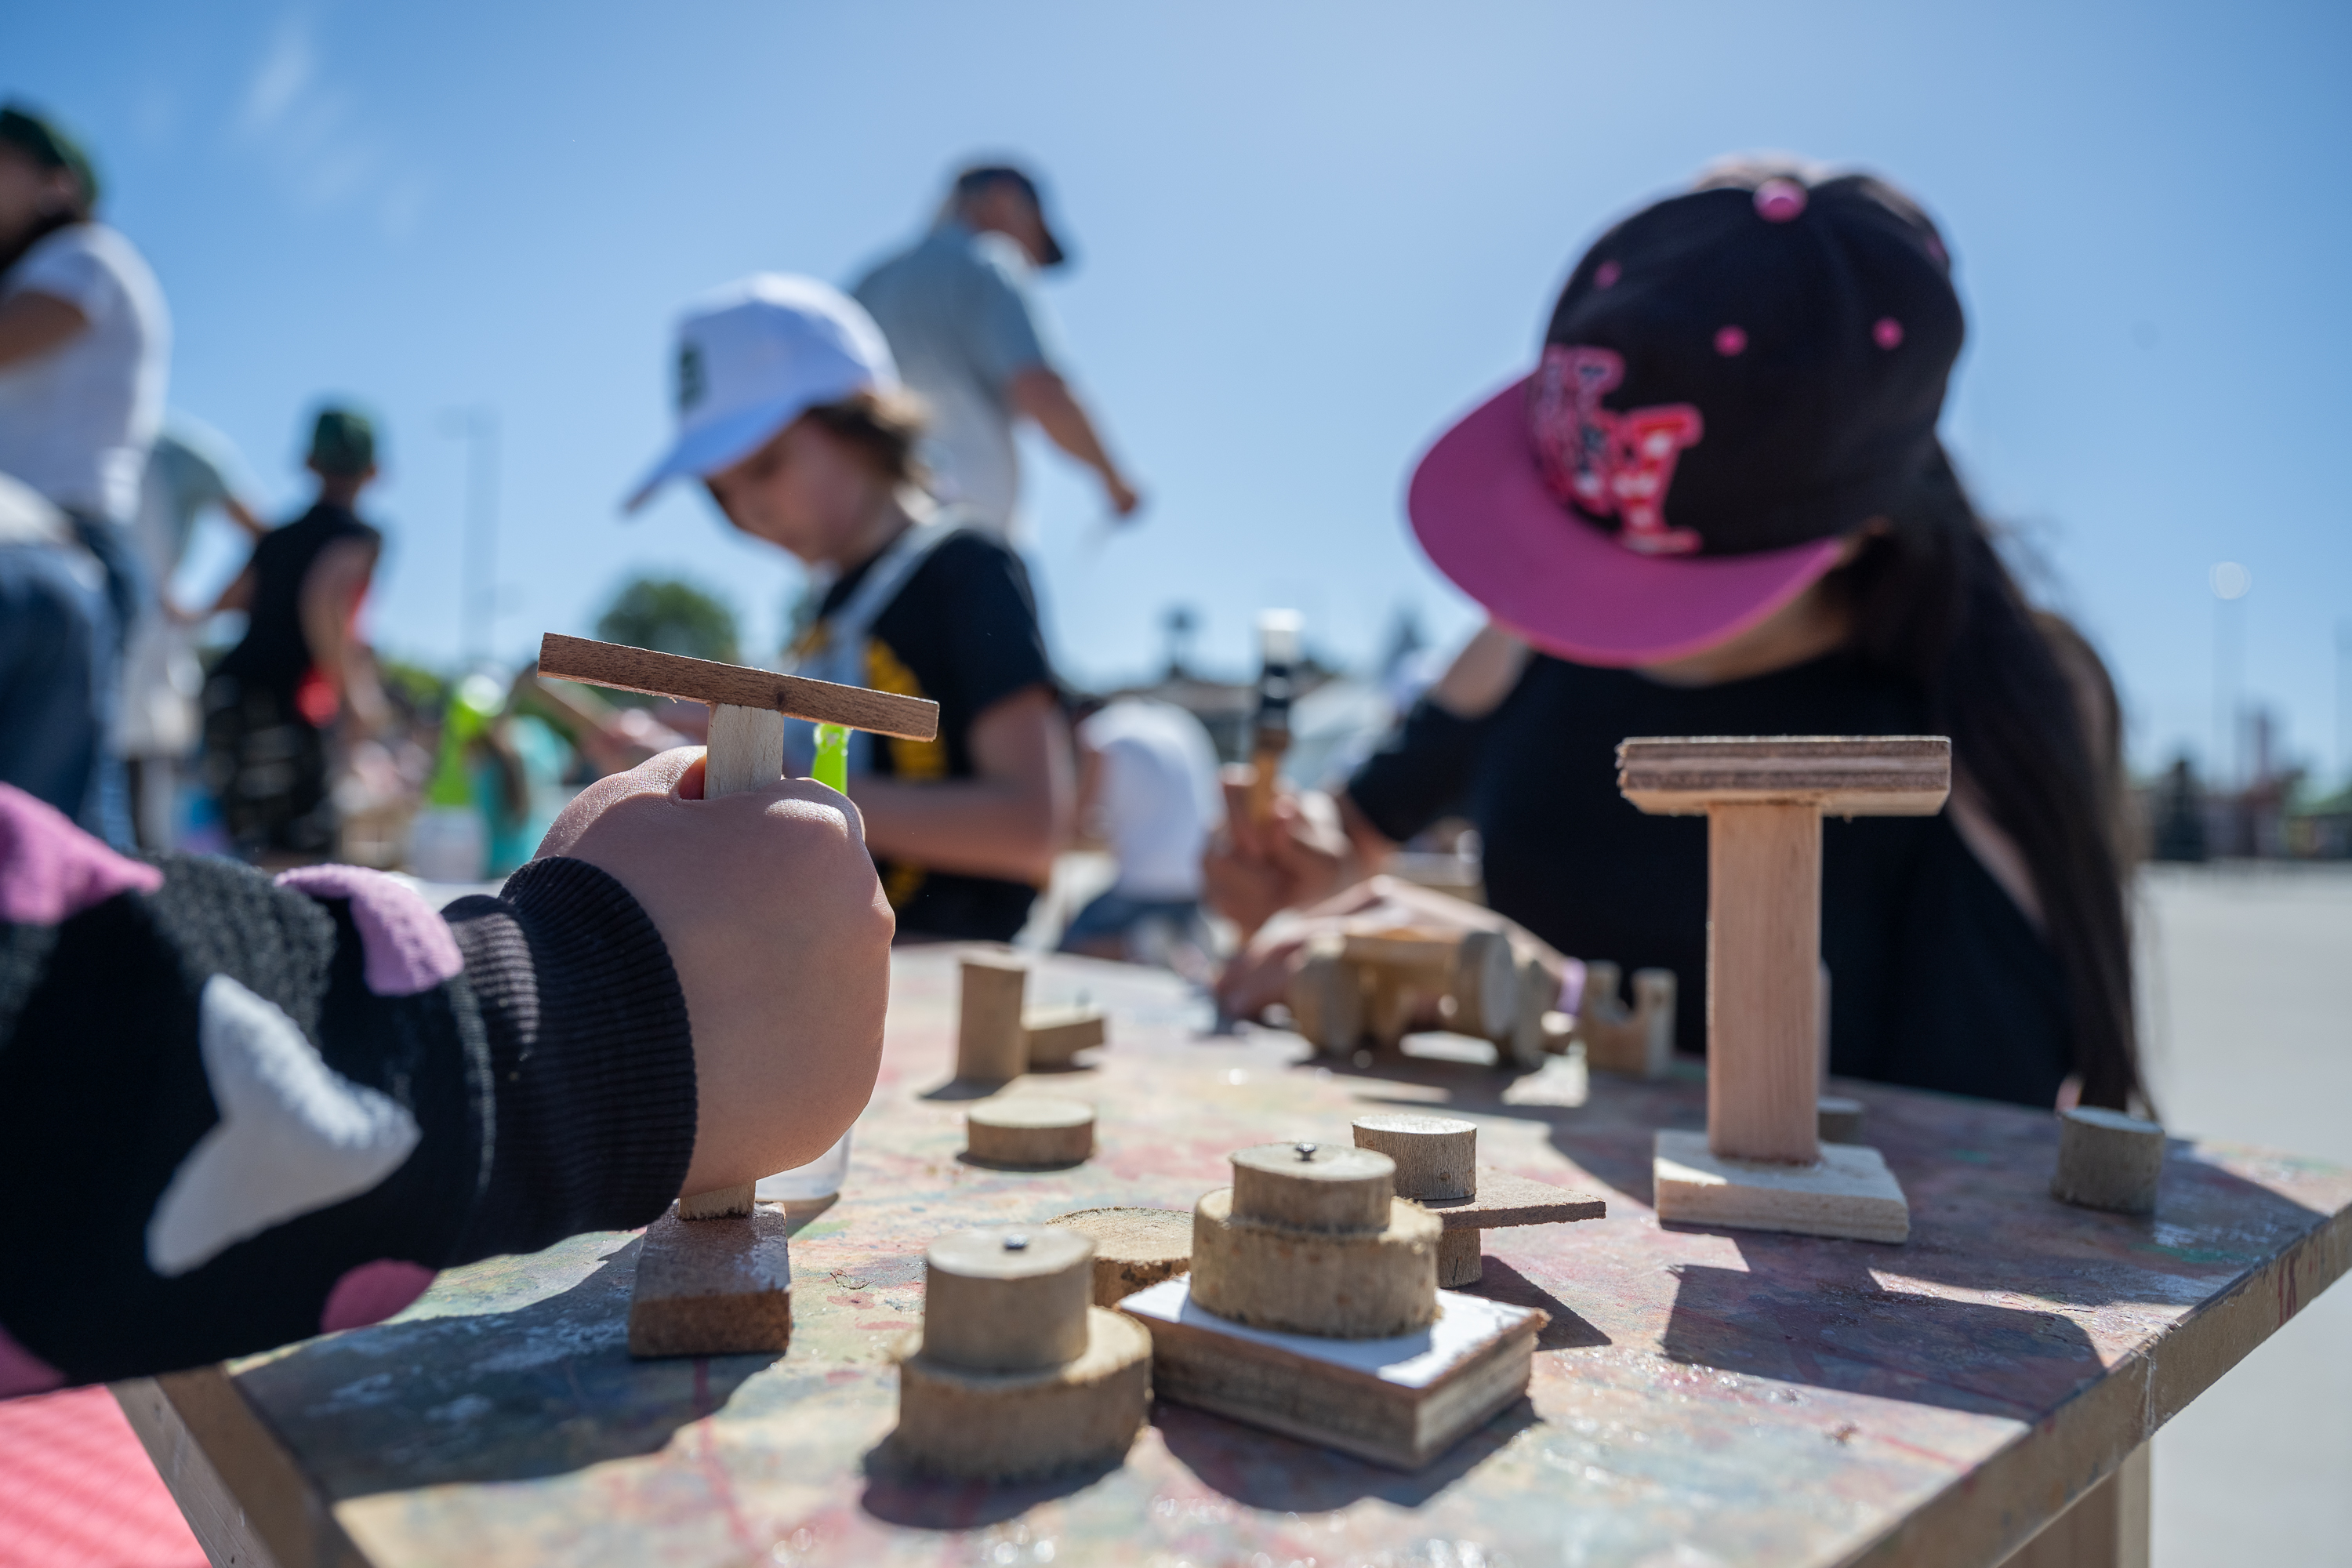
[{"left": 114, "top": 946, "right": 2350, "bottom": 1568}]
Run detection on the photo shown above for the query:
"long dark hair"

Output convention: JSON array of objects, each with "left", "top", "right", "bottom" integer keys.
[{"left": 1835, "top": 446, "right": 2141, "bottom": 1109}]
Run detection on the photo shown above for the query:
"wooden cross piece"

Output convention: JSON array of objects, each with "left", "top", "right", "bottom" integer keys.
[
  {"left": 1618, "top": 735, "right": 1949, "bottom": 1243},
  {"left": 536, "top": 632, "right": 939, "bottom": 1355}
]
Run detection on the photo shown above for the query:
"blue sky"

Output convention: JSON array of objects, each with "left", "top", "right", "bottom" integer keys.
[{"left": 8, "top": 0, "right": 2349, "bottom": 783}]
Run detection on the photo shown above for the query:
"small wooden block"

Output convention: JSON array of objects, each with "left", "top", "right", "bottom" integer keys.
[
  {"left": 956, "top": 955, "right": 1029, "bottom": 1081},
  {"left": 1022, "top": 1005, "right": 1106, "bottom": 1068},
  {"left": 965, "top": 1096, "right": 1094, "bottom": 1169},
  {"left": 1435, "top": 1228, "right": 1483, "bottom": 1288},
  {"left": 1047, "top": 1207, "right": 1194, "bottom": 1305},
  {"left": 1817, "top": 1096, "right": 1866, "bottom": 1145},
  {"left": 674, "top": 1182, "right": 756, "bottom": 1220},
  {"left": 1577, "top": 963, "right": 1676, "bottom": 1080},
  {"left": 2052, "top": 1107, "right": 2165, "bottom": 1214},
  {"left": 1120, "top": 1278, "right": 1545, "bottom": 1471},
  {"left": 893, "top": 1307, "right": 1151, "bottom": 1480},
  {"left": 1287, "top": 945, "right": 1364, "bottom": 1055},
  {"left": 1506, "top": 955, "right": 1555, "bottom": 1071},
  {"left": 1616, "top": 735, "right": 1951, "bottom": 815},
  {"left": 1416, "top": 1169, "right": 1609, "bottom": 1232},
  {"left": 1189, "top": 1189, "right": 1438, "bottom": 1338},
  {"left": 921, "top": 1225, "right": 1093, "bottom": 1371},
  {"left": 1450, "top": 929, "right": 1518, "bottom": 1044},
  {"left": 1352, "top": 1112, "right": 1477, "bottom": 1201},
  {"left": 1653, "top": 1128, "right": 1909, "bottom": 1243},
  {"left": 1229, "top": 1142, "right": 1395, "bottom": 1231},
  {"left": 704, "top": 704, "right": 784, "bottom": 796},
  {"left": 538, "top": 633, "right": 938, "bottom": 740},
  {"left": 627, "top": 1206, "right": 793, "bottom": 1358}
]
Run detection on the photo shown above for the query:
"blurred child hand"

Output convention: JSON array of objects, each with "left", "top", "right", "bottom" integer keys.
[
  {"left": 1200, "top": 766, "right": 1356, "bottom": 938},
  {"left": 535, "top": 747, "right": 893, "bottom": 1197}
]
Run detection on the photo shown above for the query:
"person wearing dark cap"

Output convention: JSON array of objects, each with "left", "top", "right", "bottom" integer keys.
[
  {"left": 198, "top": 408, "right": 391, "bottom": 866},
  {"left": 1208, "top": 159, "right": 2141, "bottom": 1116},
  {"left": 0, "top": 102, "right": 169, "bottom": 847},
  {"left": 852, "top": 162, "right": 1141, "bottom": 539}
]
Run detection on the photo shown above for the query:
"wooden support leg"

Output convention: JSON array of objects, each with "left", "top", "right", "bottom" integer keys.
[
  {"left": 1707, "top": 802, "right": 1822, "bottom": 1165},
  {"left": 1436, "top": 1227, "right": 1483, "bottom": 1287},
  {"left": 2002, "top": 1443, "right": 2149, "bottom": 1568}
]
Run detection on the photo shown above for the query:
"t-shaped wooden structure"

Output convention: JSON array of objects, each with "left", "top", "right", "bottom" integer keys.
[
  {"left": 537, "top": 632, "right": 939, "bottom": 1355},
  {"left": 1618, "top": 735, "right": 1950, "bottom": 1243}
]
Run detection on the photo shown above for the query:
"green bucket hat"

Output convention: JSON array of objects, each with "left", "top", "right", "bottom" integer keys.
[
  {"left": 307, "top": 408, "right": 377, "bottom": 477},
  {"left": 0, "top": 103, "right": 100, "bottom": 210}
]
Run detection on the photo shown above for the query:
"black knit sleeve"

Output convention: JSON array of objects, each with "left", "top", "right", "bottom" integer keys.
[
  {"left": 441, "top": 857, "right": 697, "bottom": 1259},
  {"left": 1345, "top": 696, "right": 1495, "bottom": 846}
]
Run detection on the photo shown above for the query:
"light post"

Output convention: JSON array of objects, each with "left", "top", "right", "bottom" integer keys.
[
  {"left": 2209, "top": 561, "right": 2250, "bottom": 790},
  {"left": 441, "top": 408, "right": 500, "bottom": 664}
]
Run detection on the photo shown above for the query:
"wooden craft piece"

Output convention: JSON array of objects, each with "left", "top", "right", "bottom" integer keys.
[
  {"left": 1621, "top": 735, "right": 1947, "bottom": 1243},
  {"left": 1352, "top": 1117, "right": 1607, "bottom": 1286},
  {"left": 1287, "top": 938, "right": 1363, "bottom": 1055},
  {"left": 1287, "top": 925, "right": 1537, "bottom": 1064},
  {"left": 1817, "top": 1096, "right": 1865, "bottom": 1145},
  {"left": 956, "top": 955, "right": 1029, "bottom": 1081},
  {"left": 1022, "top": 1004, "right": 1106, "bottom": 1068},
  {"left": 893, "top": 1226, "right": 1150, "bottom": 1479},
  {"left": 626, "top": 1206, "right": 793, "bottom": 1358},
  {"left": 1192, "top": 1143, "right": 1436, "bottom": 1337},
  {"left": 538, "top": 632, "right": 938, "bottom": 740},
  {"left": 2051, "top": 1107, "right": 2166, "bottom": 1214},
  {"left": 965, "top": 1095, "right": 1095, "bottom": 1169},
  {"left": 1505, "top": 953, "right": 1556, "bottom": 1070},
  {"left": 1229, "top": 1142, "right": 1394, "bottom": 1231},
  {"left": 1450, "top": 929, "right": 1519, "bottom": 1041},
  {"left": 1576, "top": 961, "right": 1676, "bottom": 1080},
  {"left": 1046, "top": 1207, "right": 1194, "bottom": 1304},
  {"left": 1120, "top": 1278, "right": 1546, "bottom": 1472}
]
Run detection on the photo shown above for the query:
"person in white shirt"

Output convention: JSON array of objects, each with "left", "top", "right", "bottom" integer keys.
[
  {"left": 0, "top": 103, "right": 170, "bottom": 848},
  {"left": 1060, "top": 696, "right": 1224, "bottom": 965}
]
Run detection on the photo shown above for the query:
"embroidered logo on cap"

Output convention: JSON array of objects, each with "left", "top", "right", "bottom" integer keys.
[{"left": 1529, "top": 345, "right": 1704, "bottom": 556}]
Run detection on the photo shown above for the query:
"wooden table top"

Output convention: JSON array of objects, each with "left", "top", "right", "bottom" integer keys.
[{"left": 143, "top": 946, "right": 2352, "bottom": 1568}]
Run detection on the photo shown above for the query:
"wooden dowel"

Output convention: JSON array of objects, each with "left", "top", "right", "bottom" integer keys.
[
  {"left": 539, "top": 633, "right": 938, "bottom": 741},
  {"left": 1707, "top": 802, "right": 1821, "bottom": 1165}
]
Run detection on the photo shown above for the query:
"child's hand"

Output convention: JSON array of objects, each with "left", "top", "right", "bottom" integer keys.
[{"left": 535, "top": 748, "right": 893, "bottom": 1197}]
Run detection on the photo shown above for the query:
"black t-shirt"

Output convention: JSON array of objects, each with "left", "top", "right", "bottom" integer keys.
[
  {"left": 1347, "top": 652, "right": 2070, "bottom": 1108},
  {"left": 818, "top": 529, "right": 1054, "bottom": 942},
  {"left": 212, "top": 502, "right": 382, "bottom": 704}
]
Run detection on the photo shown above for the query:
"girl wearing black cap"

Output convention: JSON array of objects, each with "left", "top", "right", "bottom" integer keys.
[{"left": 1210, "top": 160, "right": 2140, "bottom": 1115}]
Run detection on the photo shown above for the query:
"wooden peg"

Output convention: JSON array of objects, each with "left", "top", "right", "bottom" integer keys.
[
  {"left": 1287, "top": 938, "right": 1364, "bottom": 1055},
  {"left": 892, "top": 1226, "right": 1152, "bottom": 1479},
  {"left": 1505, "top": 953, "right": 1556, "bottom": 1071},
  {"left": 2052, "top": 1107, "right": 2165, "bottom": 1214},
  {"left": 1351, "top": 1113, "right": 1476, "bottom": 1201},
  {"left": 1449, "top": 929, "right": 1518, "bottom": 1044},
  {"left": 1621, "top": 736, "right": 1947, "bottom": 1243},
  {"left": 956, "top": 955, "right": 1029, "bottom": 1081},
  {"left": 1575, "top": 962, "right": 1676, "bottom": 1080},
  {"left": 965, "top": 1095, "right": 1094, "bottom": 1169},
  {"left": 1047, "top": 1207, "right": 1194, "bottom": 1305},
  {"left": 1022, "top": 1004, "right": 1106, "bottom": 1068}
]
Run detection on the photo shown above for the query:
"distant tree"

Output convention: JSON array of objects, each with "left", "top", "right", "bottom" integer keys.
[{"left": 595, "top": 576, "right": 740, "bottom": 666}]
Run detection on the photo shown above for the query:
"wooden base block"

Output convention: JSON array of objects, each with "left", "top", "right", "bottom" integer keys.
[
  {"left": 2052, "top": 1107, "right": 2165, "bottom": 1215},
  {"left": 1022, "top": 1005, "right": 1106, "bottom": 1068},
  {"left": 965, "top": 1096, "right": 1094, "bottom": 1168},
  {"left": 1653, "top": 1129, "right": 1909, "bottom": 1243},
  {"left": 1120, "top": 1278, "right": 1545, "bottom": 1471},
  {"left": 891, "top": 1308, "right": 1151, "bottom": 1480},
  {"left": 1047, "top": 1207, "right": 1194, "bottom": 1304},
  {"left": 1436, "top": 1227, "right": 1483, "bottom": 1287},
  {"left": 674, "top": 1181, "right": 756, "bottom": 1220},
  {"left": 1190, "top": 1190, "right": 1438, "bottom": 1338},
  {"left": 628, "top": 1206, "right": 793, "bottom": 1358}
]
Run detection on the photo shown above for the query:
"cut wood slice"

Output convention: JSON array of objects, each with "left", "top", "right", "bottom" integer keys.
[
  {"left": 627, "top": 1207, "right": 793, "bottom": 1358},
  {"left": 965, "top": 1096, "right": 1095, "bottom": 1169},
  {"left": 1047, "top": 1207, "right": 1195, "bottom": 1305},
  {"left": 1413, "top": 1170, "right": 1608, "bottom": 1231}
]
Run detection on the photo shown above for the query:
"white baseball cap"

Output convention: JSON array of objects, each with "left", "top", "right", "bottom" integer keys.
[{"left": 623, "top": 273, "right": 899, "bottom": 511}]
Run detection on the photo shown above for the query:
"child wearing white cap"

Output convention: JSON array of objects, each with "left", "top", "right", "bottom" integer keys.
[{"left": 630, "top": 275, "right": 1071, "bottom": 941}]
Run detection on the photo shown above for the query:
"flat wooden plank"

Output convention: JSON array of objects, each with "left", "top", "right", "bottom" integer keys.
[
  {"left": 1415, "top": 1167, "right": 1608, "bottom": 1230},
  {"left": 538, "top": 633, "right": 938, "bottom": 740},
  {"left": 182, "top": 947, "right": 2349, "bottom": 1568},
  {"left": 113, "top": 1367, "right": 365, "bottom": 1568},
  {"left": 1617, "top": 735, "right": 1951, "bottom": 814}
]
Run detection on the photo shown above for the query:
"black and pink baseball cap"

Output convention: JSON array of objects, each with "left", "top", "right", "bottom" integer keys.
[{"left": 1408, "top": 164, "right": 1965, "bottom": 666}]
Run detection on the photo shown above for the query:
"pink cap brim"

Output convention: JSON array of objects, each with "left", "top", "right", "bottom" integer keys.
[{"left": 1407, "top": 377, "right": 1847, "bottom": 667}]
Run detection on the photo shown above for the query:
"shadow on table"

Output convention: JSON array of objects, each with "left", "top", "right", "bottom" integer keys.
[
  {"left": 1464, "top": 1257, "right": 1612, "bottom": 1351},
  {"left": 1153, "top": 1396, "right": 1538, "bottom": 1512},
  {"left": 858, "top": 1445, "right": 1126, "bottom": 1528},
  {"left": 234, "top": 1240, "right": 784, "bottom": 1497}
]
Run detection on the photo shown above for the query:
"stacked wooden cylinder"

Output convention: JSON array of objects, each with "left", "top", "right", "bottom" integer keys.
[{"left": 1188, "top": 1142, "right": 1440, "bottom": 1337}]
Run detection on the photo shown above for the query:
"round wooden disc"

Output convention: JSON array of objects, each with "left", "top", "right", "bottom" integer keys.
[
  {"left": 1047, "top": 1207, "right": 1193, "bottom": 1304},
  {"left": 1188, "top": 1189, "right": 1439, "bottom": 1338},
  {"left": 894, "top": 1307, "right": 1151, "bottom": 1480},
  {"left": 966, "top": 1096, "right": 1095, "bottom": 1169},
  {"left": 922, "top": 1225, "right": 1094, "bottom": 1371},
  {"left": 1352, "top": 1112, "right": 1477, "bottom": 1201},
  {"left": 1229, "top": 1142, "right": 1395, "bottom": 1232}
]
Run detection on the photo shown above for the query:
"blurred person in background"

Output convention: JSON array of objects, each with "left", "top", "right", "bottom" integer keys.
[
  {"left": 1059, "top": 695, "right": 1224, "bottom": 967},
  {"left": 0, "top": 473, "right": 118, "bottom": 833},
  {"left": 198, "top": 408, "right": 389, "bottom": 866},
  {"left": 628, "top": 274, "right": 1073, "bottom": 942},
  {"left": 1208, "top": 161, "right": 2141, "bottom": 1115},
  {"left": 0, "top": 102, "right": 170, "bottom": 848},
  {"left": 853, "top": 162, "right": 1142, "bottom": 539},
  {"left": 122, "top": 416, "right": 267, "bottom": 849}
]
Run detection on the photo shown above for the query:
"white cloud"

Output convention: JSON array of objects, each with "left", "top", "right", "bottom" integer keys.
[{"left": 233, "top": 9, "right": 428, "bottom": 240}]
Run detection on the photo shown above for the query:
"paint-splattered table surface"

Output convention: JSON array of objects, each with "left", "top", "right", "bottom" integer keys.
[{"left": 160, "top": 947, "right": 2351, "bottom": 1567}]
